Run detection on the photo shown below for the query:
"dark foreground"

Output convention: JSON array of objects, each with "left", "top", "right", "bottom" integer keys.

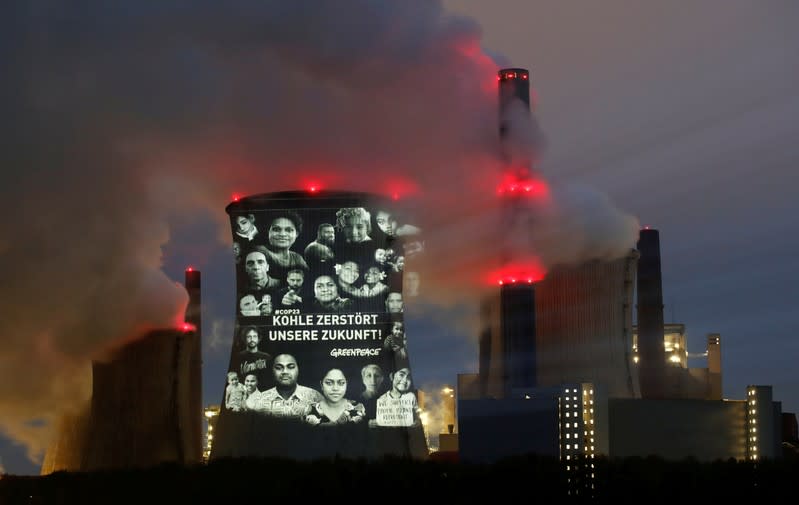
[{"left": 2, "top": 455, "right": 798, "bottom": 504}]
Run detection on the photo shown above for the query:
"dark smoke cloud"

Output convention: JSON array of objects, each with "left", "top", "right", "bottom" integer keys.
[{"left": 0, "top": 1, "right": 636, "bottom": 461}]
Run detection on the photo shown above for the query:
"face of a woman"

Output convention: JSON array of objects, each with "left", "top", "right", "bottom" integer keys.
[
  {"left": 268, "top": 217, "right": 298, "bottom": 249},
  {"left": 236, "top": 216, "right": 254, "bottom": 233},
  {"left": 321, "top": 369, "right": 347, "bottom": 403},
  {"left": 339, "top": 262, "right": 359, "bottom": 284},
  {"left": 314, "top": 276, "right": 338, "bottom": 303},
  {"left": 244, "top": 375, "right": 258, "bottom": 393}
]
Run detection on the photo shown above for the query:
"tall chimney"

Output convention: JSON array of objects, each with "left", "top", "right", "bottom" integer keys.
[
  {"left": 636, "top": 229, "right": 666, "bottom": 398},
  {"left": 498, "top": 67, "right": 531, "bottom": 146},
  {"left": 183, "top": 267, "right": 203, "bottom": 462},
  {"left": 184, "top": 267, "right": 201, "bottom": 332}
]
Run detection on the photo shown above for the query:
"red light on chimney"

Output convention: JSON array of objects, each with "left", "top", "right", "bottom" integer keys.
[
  {"left": 181, "top": 323, "right": 195, "bottom": 333},
  {"left": 186, "top": 266, "right": 194, "bottom": 272},
  {"left": 498, "top": 280, "right": 504, "bottom": 285},
  {"left": 522, "top": 74, "right": 528, "bottom": 80},
  {"left": 231, "top": 193, "right": 241, "bottom": 202}
]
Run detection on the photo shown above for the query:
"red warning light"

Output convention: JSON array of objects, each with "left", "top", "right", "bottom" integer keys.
[
  {"left": 231, "top": 193, "right": 241, "bottom": 202},
  {"left": 180, "top": 323, "right": 196, "bottom": 333},
  {"left": 522, "top": 74, "right": 528, "bottom": 80},
  {"left": 308, "top": 185, "right": 319, "bottom": 193},
  {"left": 186, "top": 266, "right": 194, "bottom": 272}
]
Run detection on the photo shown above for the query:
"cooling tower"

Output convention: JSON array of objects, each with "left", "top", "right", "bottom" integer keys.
[
  {"left": 211, "top": 191, "right": 427, "bottom": 460},
  {"left": 535, "top": 252, "right": 639, "bottom": 398},
  {"left": 41, "top": 327, "right": 203, "bottom": 473}
]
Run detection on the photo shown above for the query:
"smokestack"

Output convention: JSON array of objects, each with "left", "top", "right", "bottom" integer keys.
[
  {"left": 498, "top": 67, "right": 531, "bottom": 135},
  {"left": 501, "top": 284, "right": 537, "bottom": 397},
  {"left": 182, "top": 267, "right": 203, "bottom": 463},
  {"left": 636, "top": 228, "right": 666, "bottom": 398},
  {"left": 184, "top": 267, "right": 201, "bottom": 332}
]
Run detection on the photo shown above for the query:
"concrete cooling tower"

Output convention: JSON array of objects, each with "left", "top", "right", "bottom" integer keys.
[{"left": 210, "top": 191, "right": 427, "bottom": 460}]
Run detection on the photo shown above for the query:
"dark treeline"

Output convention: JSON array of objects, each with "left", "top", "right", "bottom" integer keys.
[{"left": 1, "top": 455, "right": 798, "bottom": 504}]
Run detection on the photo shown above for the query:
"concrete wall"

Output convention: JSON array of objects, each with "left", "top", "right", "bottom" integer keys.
[
  {"left": 608, "top": 398, "right": 747, "bottom": 461},
  {"left": 458, "top": 397, "right": 559, "bottom": 463}
]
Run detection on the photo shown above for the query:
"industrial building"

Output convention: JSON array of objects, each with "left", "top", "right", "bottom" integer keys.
[{"left": 453, "top": 67, "right": 786, "bottom": 464}]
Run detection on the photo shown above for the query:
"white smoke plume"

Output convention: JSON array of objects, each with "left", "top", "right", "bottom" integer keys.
[{"left": 0, "top": 0, "right": 637, "bottom": 462}]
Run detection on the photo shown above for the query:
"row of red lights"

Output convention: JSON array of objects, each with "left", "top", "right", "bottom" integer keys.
[{"left": 498, "top": 71, "right": 528, "bottom": 81}]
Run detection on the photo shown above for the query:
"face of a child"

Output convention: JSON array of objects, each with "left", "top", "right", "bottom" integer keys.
[
  {"left": 345, "top": 218, "right": 369, "bottom": 242},
  {"left": 365, "top": 267, "right": 380, "bottom": 284},
  {"left": 339, "top": 262, "right": 359, "bottom": 284},
  {"left": 228, "top": 375, "right": 239, "bottom": 386}
]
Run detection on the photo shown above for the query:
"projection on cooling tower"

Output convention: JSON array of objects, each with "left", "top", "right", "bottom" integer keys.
[{"left": 212, "top": 191, "right": 427, "bottom": 460}]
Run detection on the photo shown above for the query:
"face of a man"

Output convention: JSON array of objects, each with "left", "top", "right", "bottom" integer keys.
[
  {"left": 386, "top": 293, "right": 403, "bottom": 313},
  {"left": 286, "top": 272, "right": 304, "bottom": 290},
  {"left": 321, "top": 369, "right": 347, "bottom": 403},
  {"left": 273, "top": 355, "right": 298, "bottom": 387},
  {"left": 314, "top": 276, "right": 338, "bottom": 303},
  {"left": 245, "top": 252, "right": 269, "bottom": 284},
  {"left": 236, "top": 216, "right": 254, "bottom": 233},
  {"left": 345, "top": 218, "right": 368, "bottom": 242},
  {"left": 362, "top": 366, "right": 384, "bottom": 390},
  {"left": 319, "top": 226, "right": 335, "bottom": 245},
  {"left": 245, "top": 329, "right": 260, "bottom": 350},
  {"left": 392, "top": 368, "right": 412, "bottom": 393},
  {"left": 244, "top": 375, "right": 258, "bottom": 393},
  {"left": 339, "top": 262, "right": 359, "bottom": 284},
  {"left": 268, "top": 217, "right": 298, "bottom": 249}
]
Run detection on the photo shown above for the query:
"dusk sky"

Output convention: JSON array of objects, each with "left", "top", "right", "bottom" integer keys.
[{"left": 1, "top": 1, "right": 797, "bottom": 475}]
